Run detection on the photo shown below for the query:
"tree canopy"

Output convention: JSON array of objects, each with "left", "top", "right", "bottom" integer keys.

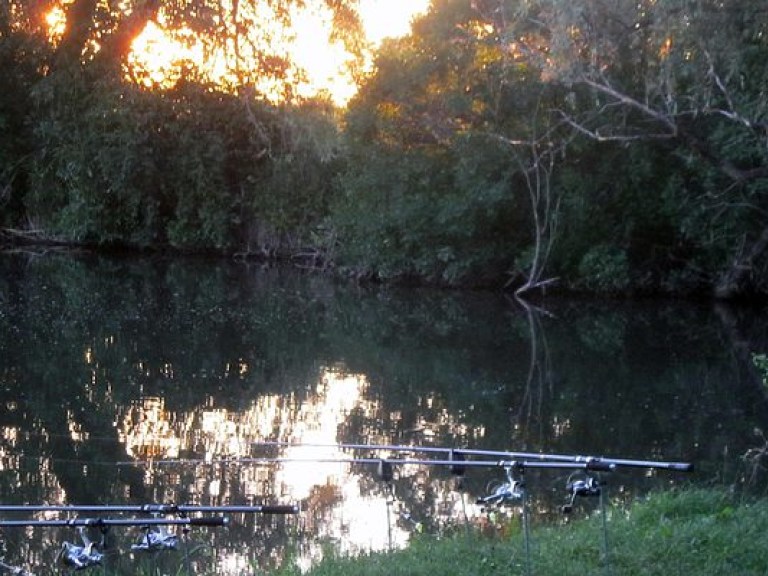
[{"left": 2, "top": 0, "right": 768, "bottom": 299}]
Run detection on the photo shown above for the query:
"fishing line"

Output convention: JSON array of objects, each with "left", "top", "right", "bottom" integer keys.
[{"left": 475, "top": 462, "right": 532, "bottom": 576}]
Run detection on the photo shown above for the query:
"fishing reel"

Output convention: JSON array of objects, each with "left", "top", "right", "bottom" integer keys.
[
  {"left": 131, "top": 524, "right": 179, "bottom": 553},
  {"left": 0, "top": 559, "right": 34, "bottom": 576},
  {"left": 476, "top": 479, "right": 525, "bottom": 507},
  {"left": 399, "top": 511, "right": 424, "bottom": 533},
  {"left": 561, "top": 472, "right": 602, "bottom": 514},
  {"left": 56, "top": 527, "right": 104, "bottom": 571},
  {"left": 476, "top": 462, "right": 525, "bottom": 509}
]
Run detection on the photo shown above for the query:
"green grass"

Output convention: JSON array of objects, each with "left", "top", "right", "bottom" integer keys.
[{"left": 277, "top": 488, "right": 768, "bottom": 576}]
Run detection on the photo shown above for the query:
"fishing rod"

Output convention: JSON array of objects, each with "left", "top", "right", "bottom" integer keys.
[
  {"left": 455, "top": 448, "right": 692, "bottom": 472},
  {"left": 0, "top": 504, "right": 299, "bottom": 515},
  {"left": 250, "top": 440, "right": 694, "bottom": 472},
  {"left": 0, "top": 517, "right": 229, "bottom": 528},
  {"left": 116, "top": 456, "right": 616, "bottom": 472}
]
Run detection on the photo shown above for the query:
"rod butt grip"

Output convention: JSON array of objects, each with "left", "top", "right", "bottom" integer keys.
[{"left": 189, "top": 517, "right": 228, "bottom": 527}]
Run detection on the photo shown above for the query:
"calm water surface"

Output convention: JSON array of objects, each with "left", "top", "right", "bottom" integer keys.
[{"left": 1, "top": 251, "right": 766, "bottom": 574}]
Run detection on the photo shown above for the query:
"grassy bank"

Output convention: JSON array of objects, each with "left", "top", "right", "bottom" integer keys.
[{"left": 278, "top": 489, "right": 768, "bottom": 575}]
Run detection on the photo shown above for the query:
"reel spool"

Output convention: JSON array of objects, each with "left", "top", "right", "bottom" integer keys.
[
  {"left": 56, "top": 528, "right": 104, "bottom": 571},
  {"left": 561, "top": 473, "right": 602, "bottom": 514},
  {"left": 131, "top": 524, "right": 179, "bottom": 553}
]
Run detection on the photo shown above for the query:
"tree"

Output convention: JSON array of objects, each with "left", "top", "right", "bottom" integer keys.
[
  {"left": 467, "top": 0, "right": 573, "bottom": 294},
  {"left": 335, "top": 0, "right": 568, "bottom": 289},
  {"left": 0, "top": 2, "right": 50, "bottom": 229},
  {"left": 2, "top": 0, "right": 360, "bottom": 253},
  {"left": 510, "top": 0, "right": 768, "bottom": 297}
]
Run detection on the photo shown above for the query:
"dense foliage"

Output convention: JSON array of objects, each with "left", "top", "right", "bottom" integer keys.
[
  {"left": 2, "top": 1, "right": 768, "bottom": 298},
  {"left": 26, "top": 76, "right": 341, "bottom": 254}
]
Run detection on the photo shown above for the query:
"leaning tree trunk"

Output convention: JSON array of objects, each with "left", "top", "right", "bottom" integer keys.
[{"left": 715, "top": 226, "right": 768, "bottom": 299}]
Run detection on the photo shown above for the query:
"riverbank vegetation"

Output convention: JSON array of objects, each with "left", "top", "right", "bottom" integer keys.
[
  {"left": 277, "top": 488, "right": 768, "bottom": 576},
  {"left": 2, "top": 1, "right": 768, "bottom": 299}
]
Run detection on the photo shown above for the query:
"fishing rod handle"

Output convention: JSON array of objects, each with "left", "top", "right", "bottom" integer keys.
[
  {"left": 672, "top": 462, "right": 694, "bottom": 472},
  {"left": 171, "top": 505, "right": 300, "bottom": 514},
  {"left": 585, "top": 460, "right": 617, "bottom": 473},
  {"left": 141, "top": 504, "right": 299, "bottom": 515},
  {"left": 584, "top": 458, "right": 694, "bottom": 472},
  {"left": 187, "top": 516, "right": 228, "bottom": 527},
  {"left": 254, "top": 505, "right": 300, "bottom": 514}
]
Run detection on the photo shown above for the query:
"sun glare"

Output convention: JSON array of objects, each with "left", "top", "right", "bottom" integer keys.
[
  {"left": 359, "top": 0, "right": 430, "bottom": 46},
  {"left": 127, "top": 22, "right": 202, "bottom": 87},
  {"left": 286, "top": 6, "right": 361, "bottom": 104},
  {"left": 47, "top": 0, "right": 428, "bottom": 106},
  {"left": 44, "top": 5, "right": 66, "bottom": 44}
]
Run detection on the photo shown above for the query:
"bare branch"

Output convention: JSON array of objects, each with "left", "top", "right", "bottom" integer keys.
[
  {"left": 555, "top": 111, "right": 676, "bottom": 142},
  {"left": 703, "top": 50, "right": 755, "bottom": 129},
  {"left": 581, "top": 78, "right": 678, "bottom": 136},
  {"left": 514, "top": 276, "right": 559, "bottom": 297}
]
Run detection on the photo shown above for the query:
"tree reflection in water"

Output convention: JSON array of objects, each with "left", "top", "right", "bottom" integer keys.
[{"left": 0, "top": 252, "right": 766, "bottom": 574}]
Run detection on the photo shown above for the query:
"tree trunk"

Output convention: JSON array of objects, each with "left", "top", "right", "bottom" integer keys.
[
  {"left": 715, "top": 226, "right": 768, "bottom": 299},
  {"left": 94, "top": 0, "right": 161, "bottom": 71},
  {"left": 54, "top": 0, "right": 98, "bottom": 68}
]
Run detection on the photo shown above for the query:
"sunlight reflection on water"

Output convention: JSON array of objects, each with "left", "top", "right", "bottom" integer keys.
[{"left": 117, "top": 368, "right": 459, "bottom": 573}]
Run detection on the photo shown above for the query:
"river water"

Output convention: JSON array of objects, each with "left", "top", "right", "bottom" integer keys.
[{"left": 0, "top": 251, "right": 766, "bottom": 574}]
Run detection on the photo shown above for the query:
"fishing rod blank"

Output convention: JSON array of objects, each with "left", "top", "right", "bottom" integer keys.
[
  {"left": 238, "top": 456, "right": 617, "bottom": 471},
  {"left": 251, "top": 440, "right": 693, "bottom": 472},
  {"left": 0, "top": 517, "right": 229, "bottom": 528},
  {"left": 454, "top": 449, "right": 693, "bottom": 472},
  {"left": 117, "top": 456, "right": 616, "bottom": 472},
  {"left": 0, "top": 504, "right": 299, "bottom": 515},
  {"left": 252, "top": 440, "right": 454, "bottom": 455}
]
